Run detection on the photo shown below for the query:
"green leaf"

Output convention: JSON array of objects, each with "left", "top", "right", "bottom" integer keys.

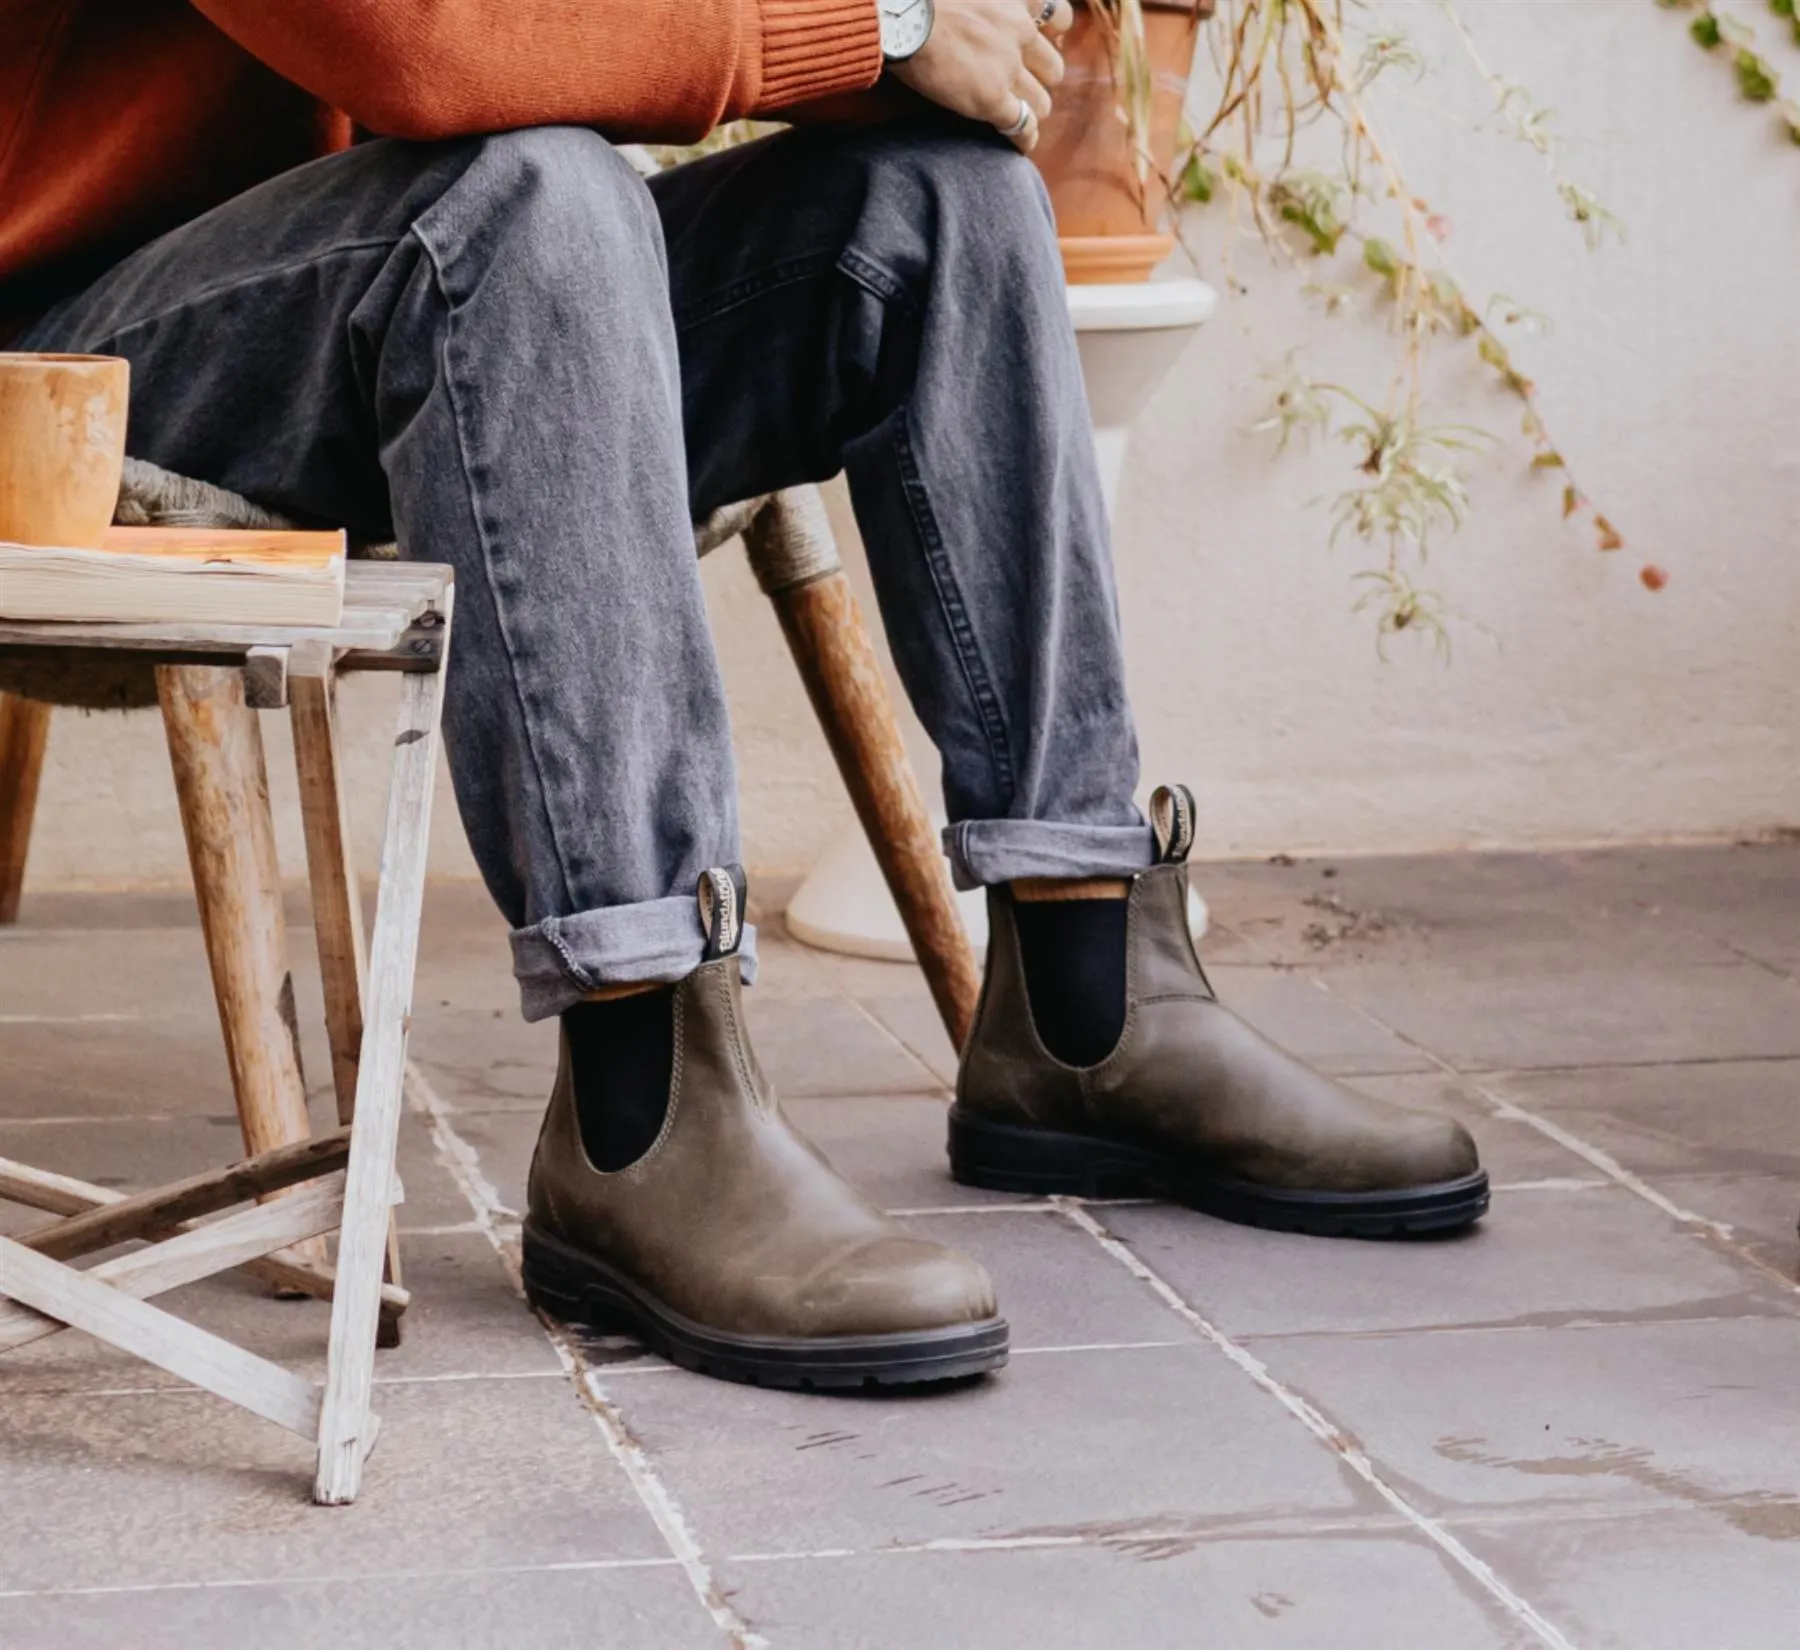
[
  {"left": 1477, "top": 334, "right": 1510, "bottom": 371},
  {"left": 1362, "top": 237, "right": 1402, "bottom": 279},
  {"left": 1531, "top": 452, "right": 1566, "bottom": 470},
  {"left": 1563, "top": 485, "right": 1582, "bottom": 520},
  {"left": 1735, "top": 49, "right": 1780, "bottom": 101},
  {"left": 1772, "top": 0, "right": 1797, "bottom": 20},
  {"left": 1691, "top": 12, "right": 1723, "bottom": 46},
  {"left": 1781, "top": 98, "right": 1800, "bottom": 143},
  {"left": 1181, "top": 154, "right": 1216, "bottom": 204},
  {"left": 1595, "top": 515, "right": 1625, "bottom": 552}
]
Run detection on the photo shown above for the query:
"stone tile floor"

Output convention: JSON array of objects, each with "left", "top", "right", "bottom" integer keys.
[{"left": 3, "top": 841, "right": 1799, "bottom": 1648}]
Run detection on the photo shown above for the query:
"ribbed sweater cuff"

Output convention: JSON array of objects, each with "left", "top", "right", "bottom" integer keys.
[{"left": 757, "top": 0, "right": 884, "bottom": 111}]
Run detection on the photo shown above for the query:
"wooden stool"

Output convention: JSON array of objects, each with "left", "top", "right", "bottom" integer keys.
[
  {"left": 0, "top": 561, "right": 453, "bottom": 1504},
  {"left": 0, "top": 468, "right": 980, "bottom": 1043}
]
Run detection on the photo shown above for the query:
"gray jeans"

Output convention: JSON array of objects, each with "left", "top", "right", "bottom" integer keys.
[{"left": 22, "top": 123, "right": 1152, "bottom": 1019}]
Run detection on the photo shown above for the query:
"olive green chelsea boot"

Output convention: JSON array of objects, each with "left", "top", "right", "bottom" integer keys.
[
  {"left": 524, "top": 869, "right": 1008, "bottom": 1388},
  {"left": 949, "top": 788, "right": 1489, "bottom": 1237}
]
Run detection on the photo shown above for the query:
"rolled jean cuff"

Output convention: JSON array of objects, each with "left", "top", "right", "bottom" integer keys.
[
  {"left": 942, "top": 818, "right": 1157, "bottom": 892},
  {"left": 511, "top": 897, "right": 760, "bottom": 1022}
]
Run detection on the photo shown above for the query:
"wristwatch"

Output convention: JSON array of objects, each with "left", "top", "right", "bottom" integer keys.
[{"left": 879, "top": 0, "right": 934, "bottom": 62}]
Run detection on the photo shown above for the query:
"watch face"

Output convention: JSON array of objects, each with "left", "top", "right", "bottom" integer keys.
[{"left": 881, "top": 0, "right": 932, "bottom": 60}]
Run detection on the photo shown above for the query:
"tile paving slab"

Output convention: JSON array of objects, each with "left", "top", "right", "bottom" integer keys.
[
  {"left": 0, "top": 1565, "right": 704, "bottom": 1650},
  {"left": 1460, "top": 1507, "right": 1800, "bottom": 1650},
  {"left": 0, "top": 1377, "right": 667, "bottom": 1592},
  {"left": 1246, "top": 1315, "right": 1800, "bottom": 1520},
  {"left": 4, "top": 842, "right": 1800, "bottom": 1647},
  {"left": 601, "top": 1343, "right": 1379, "bottom": 1558},
  {"left": 711, "top": 1534, "right": 1528, "bottom": 1650},
  {"left": 1103, "top": 1183, "right": 1792, "bottom": 1340}
]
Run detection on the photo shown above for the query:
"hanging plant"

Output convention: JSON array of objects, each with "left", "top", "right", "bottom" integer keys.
[{"left": 671, "top": 1, "right": 1800, "bottom": 644}]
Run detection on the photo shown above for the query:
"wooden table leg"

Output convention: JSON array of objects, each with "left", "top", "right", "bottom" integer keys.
[
  {"left": 316, "top": 616, "right": 451, "bottom": 1506},
  {"left": 0, "top": 693, "right": 51, "bottom": 925},
  {"left": 769, "top": 571, "right": 982, "bottom": 1050},
  {"left": 292, "top": 665, "right": 404, "bottom": 1347},
  {"left": 158, "top": 664, "right": 325, "bottom": 1271}
]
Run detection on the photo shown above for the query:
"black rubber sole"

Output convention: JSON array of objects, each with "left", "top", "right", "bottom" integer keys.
[
  {"left": 948, "top": 1107, "right": 1490, "bottom": 1238},
  {"left": 521, "top": 1225, "right": 1009, "bottom": 1390}
]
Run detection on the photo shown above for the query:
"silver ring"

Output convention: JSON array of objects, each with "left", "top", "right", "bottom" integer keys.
[
  {"left": 1032, "top": 0, "right": 1057, "bottom": 25},
  {"left": 1000, "top": 97, "right": 1033, "bottom": 137}
]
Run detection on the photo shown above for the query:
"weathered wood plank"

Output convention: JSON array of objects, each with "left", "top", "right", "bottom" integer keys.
[
  {"left": 316, "top": 599, "right": 452, "bottom": 1505},
  {"left": 0, "top": 1175, "right": 348, "bottom": 1355},
  {"left": 0, "top": 1155, "right": 116, "bottom": 1217},
  {"left": 0, "top": 693, "right": 51, "bottom": 924},
  {"left": 292, "top": 671, "right": 367, "bottom": 1125},
  {"left": 160, "top": 662, "right": 326, "bottom": 1274},
  {"left": 0, "top": 1234, "right": 322, "bottom": 1437},
  {"left": 288, "top": 664, "right": 407, "bottom": 1344},
  {"left": 0, "top": 1151, "right": 403, "bottom": 1312},
  {"left": 0, "top": 613, "right": 411, "bottom": 655},
  {"left": 21, "top": 1127, "right": 351, "bottom": 1262}
]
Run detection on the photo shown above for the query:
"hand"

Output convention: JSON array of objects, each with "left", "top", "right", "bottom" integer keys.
[{"left": 890, "top": 0, "right": 1075, "bottom": 153}]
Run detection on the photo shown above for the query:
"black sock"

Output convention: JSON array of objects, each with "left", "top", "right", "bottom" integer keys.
[
  {"left": 562, "top": 988, "right": 675, "bottom": 1172},
  {"left": 1011, "top": 894, "right": 1129, "bottom": 1068}
]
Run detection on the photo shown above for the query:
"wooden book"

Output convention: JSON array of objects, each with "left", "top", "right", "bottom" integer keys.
[{"left": 0, "top": 526, "right": 346, "bottom": 627}]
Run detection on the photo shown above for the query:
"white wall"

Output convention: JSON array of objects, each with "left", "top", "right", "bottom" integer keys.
[{"left": 17, "top": 0, "right": 1799, "bottom": 895}]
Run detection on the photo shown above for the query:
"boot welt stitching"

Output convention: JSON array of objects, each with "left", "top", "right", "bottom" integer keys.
[{"left": 713, "top": 965, "right": 770, "bottom": 1117}]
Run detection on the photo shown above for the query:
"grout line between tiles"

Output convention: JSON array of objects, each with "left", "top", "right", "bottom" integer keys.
[
  {"left": 0, "top": 1370, "right": 572, "bottom": 1400},
  {"left": 1231, "top": 1309, "right": 1783, "bottom": 1346},
  {"left": 403, "top": 1061, "right": 767, "bottom": 1650},
  {"left": 882, "top": 1197, "right": 1155, "bottom": 1217},
  {"left": 0, "top": 1493, "right": 1687, "bottom": 1604},
  {"left": 0, "top": 1556, "right": 682, "bottom": 1603},
  {"left": 838, "top": 995, "right": 952, "bottom": 1092},
  {"left": 1285, "top": 973, "right": 1800, "bottom": 1299},
  {"left": 0, "top": 1012, "right": 145, "bottom": 1025},
  {"left": 1051, "top": 1197, "right": 1584, "bottom": 1650}
]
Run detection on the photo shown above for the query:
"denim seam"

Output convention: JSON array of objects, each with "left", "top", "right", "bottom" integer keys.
[
  {"left": 413, "top": 225, "right": 585, "bottom": 917},
  {"left": 541, "top": 924, "right": 598, "bottom": 993},
  {"left": 61, "top": 241, "right": 402, "bottom": 348},
  {"left": 671, "top": 252, "right": 841, "bottom": 331},
  {"left": 836, "top": 247, "right": 920, "bottom": 320},
  {"left": 847, "top": 246, "right": 1011, "bottom": 798},
  {"left": 891, "top": 413, "right": 1016, "bottom": 801}
]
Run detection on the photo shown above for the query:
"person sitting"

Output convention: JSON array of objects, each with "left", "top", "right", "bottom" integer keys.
[{"left": 0, "top": 0, "right": 1486, "bottom": 1390}]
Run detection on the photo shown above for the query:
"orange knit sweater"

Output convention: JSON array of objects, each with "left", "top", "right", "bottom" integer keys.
[{"left": 0, "top": 0, "right": 883, "bottom": 340}]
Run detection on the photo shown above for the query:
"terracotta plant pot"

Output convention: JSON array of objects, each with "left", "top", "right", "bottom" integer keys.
[{"left": 1031, "top": 0, "right": 1209, "bottom": 284}]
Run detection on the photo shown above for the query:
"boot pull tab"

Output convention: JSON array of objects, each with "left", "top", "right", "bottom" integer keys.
[
  {"left": 1149, "top": 784, "right": 1196, "bottom": 865},
  {"left": 698, "top": 865, "right": 747, "bottom": 960}
]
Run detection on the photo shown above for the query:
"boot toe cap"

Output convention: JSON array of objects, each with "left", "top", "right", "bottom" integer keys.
[
  {"left": 802, "top": 1236, "right": 998, "bottom": 1338},
  {"left": 1376, "top": 1110, "right": 1482, "bottom": 1189}
]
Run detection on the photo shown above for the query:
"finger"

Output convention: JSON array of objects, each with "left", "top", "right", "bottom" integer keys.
[
  {"left": 992, "top": 92, "right": 1039, "bottom": 153},
  {"left": 1024, "top": 31, "right": 1064, "bottom": 88},
  {"left": 1014, "top": 71, "right": 1053, "bottom": 125}
]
